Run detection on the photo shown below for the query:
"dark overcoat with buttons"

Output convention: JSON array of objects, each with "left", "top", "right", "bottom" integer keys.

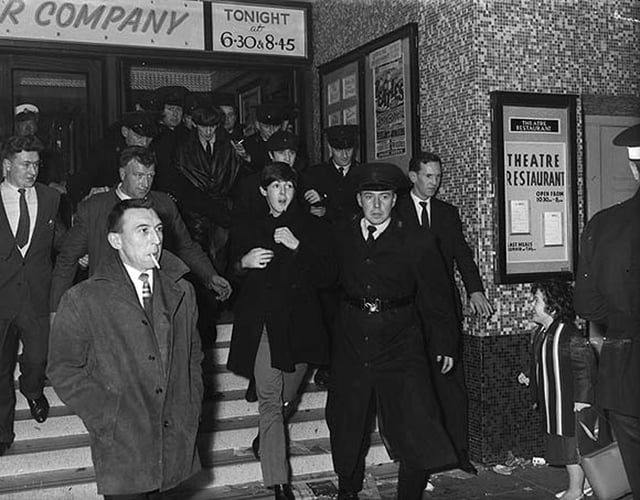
[
  {"left": 227, "top": 202, "right": 335, "bottom": 378},
  {"left": 48, "top": 250, "right": 203, "bottom": 495},
  {"left": 326, "top": 214, "right": 458, "bottom": 476},
  {"left": 574, "top": 188, "right": 640, "bottom": 417}
]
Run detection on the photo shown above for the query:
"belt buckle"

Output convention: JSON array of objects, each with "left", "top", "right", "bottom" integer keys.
[{"left": 363, "top": 298, "right": 381, "bottom": 313}]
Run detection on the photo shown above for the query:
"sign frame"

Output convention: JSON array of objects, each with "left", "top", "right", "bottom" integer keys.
[
  {"left": 491, "top": 91, "right": 578, "bottom": 284},
  {"left": 318, "top": 23, "right": 419, "bottom": 170}
]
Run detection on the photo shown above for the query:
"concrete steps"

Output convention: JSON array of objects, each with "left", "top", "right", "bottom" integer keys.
[{"left": 0, "top": 322, "right": 394, "bottom": 498}]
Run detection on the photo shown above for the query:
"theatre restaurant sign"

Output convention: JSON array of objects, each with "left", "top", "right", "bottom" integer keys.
[{"left": 0, "top": 0, "right": 309, "bottom": 58}]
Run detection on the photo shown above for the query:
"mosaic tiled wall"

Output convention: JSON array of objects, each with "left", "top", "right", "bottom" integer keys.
[{"left": 312, "top": 0, "right": 639, "bottom": 463}]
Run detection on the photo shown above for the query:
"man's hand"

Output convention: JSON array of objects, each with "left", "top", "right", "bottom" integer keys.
[
  {"left": 241, "top": 247, "right": 275, "bottom": 269},
  {"left": 304, "top": 189, "right": 322, "bottom": 205},
  {"left": 231, "top": 141, "right": 250, "bottom": 161},
  {"left": 49, "top": 312, "right": 56, "bottom": 330},
  {"left": 208, "top": 275, "right": 232, "bottom": 301},
  {"left": 469, "top": 291, "right": 493, "bottom": 317},
  {"left": 78, "top": 254, "right": 89, "bottom": 269},
  {"left": 274, "top": 227, "right": 299, "bottom": 250},
  {"left": 310, "top": 206, "right": 326, "bottom": 218},
  {"left": 436, "top": 355, "right": 454, "bottom": 374},
  {"left": 517, "top": 371, "right": 530, "bottom": 386},
  {"left": 574, "top": 402, "right": 592, "bottom": 413},
  {"left": 82, "top": 186, "right": 109, "bottom": 201}
]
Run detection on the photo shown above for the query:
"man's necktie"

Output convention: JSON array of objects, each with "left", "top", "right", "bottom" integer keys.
[
  {"left": 419, "top": 201, "right": 430, "bottom": 228},
  {"left": 139, "top": 272, "right": 152, "bottom": 316},
  {"left": 338, "top": 167, "right": 345, "bottom": 177},
  {"left": 366, "top": 225, "right": 377, "bottom": 246},
  {"left": 15, "top": 188, "right": 30, "bottom": 249},
  {"left": 205, "top": 141, "right": 213, "bottom": 157}
]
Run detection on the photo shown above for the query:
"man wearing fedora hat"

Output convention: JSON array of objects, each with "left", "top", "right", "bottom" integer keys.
[
  {"left": 327, "top": 162, "right": 457, "bottom": 500},
  {"left": 574, "top": 122, "right": 640, "bottom": 498}
]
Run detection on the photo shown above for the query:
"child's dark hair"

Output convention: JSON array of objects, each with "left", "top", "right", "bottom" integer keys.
[
  {"left": 531, "top": 279, "right": 575, "bottom": 324},
  {"left": 260, "top": 161, "right": 297, "bottom": 189}
]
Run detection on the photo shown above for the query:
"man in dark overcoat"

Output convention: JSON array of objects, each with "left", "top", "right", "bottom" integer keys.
[
  {"left": 396, "top": 152, "right": 493, "bottom": 475},
  {"left": 574, "top": 123, "right": 640, "bottom": 498},
  {"left": 0, "top": 135, "right": 64, "bottom": 454},
  {"left": 48, "top": 199, "right": 204, "bottom": 499},
  {"left": 327, "top": 162, "right": 458, "bottom": 500}
]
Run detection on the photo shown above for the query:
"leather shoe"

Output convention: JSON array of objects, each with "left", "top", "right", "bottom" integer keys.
[
  {"left": 245, "top": 378, "right": 257, "bottom": 403},
  {"left": 27, "top": 394, "right": 50, "bottom": 423},
  {"left": 273, "top": 484, "right": 294, "bottom": 500},
  {"left": 458, "top": 450, "right": 478, "bottom": 475},
  {"left": 0, "top": 442, "right": 11, "bottom": 456},
  {"left": 337, "top": 491, "right": 359, "bottom": 500}
]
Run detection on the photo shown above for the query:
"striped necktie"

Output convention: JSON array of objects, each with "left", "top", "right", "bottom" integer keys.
[{"left": 139, "top": 272, "right": 152, "bottom": 315}]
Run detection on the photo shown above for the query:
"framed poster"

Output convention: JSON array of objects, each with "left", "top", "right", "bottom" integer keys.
[
  {"left": 238, "top": 82, "right": 261, "bottom": 137},
  {"left": 318, "top": 24, "right": 418, "bottom": 168},
  {"left": 491, "top": 91, "right": 578, "bottom": 284}
]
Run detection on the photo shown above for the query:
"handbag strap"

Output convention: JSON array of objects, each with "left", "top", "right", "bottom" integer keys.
[{"left": 579, "top": 418, "right": 599, "bottom": 441}]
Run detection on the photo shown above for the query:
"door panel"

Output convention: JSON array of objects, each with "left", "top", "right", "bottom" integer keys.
[{"left": 585, "top": 115, "right": 640, "bottom": 219}]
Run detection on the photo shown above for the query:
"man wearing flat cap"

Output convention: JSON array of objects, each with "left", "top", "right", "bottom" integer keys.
[
  {"left": 327, "top": 162, "right": 457, "bottom": 500},
  {"left": 234, "top": 103, "right": 286, "bottom": 177},
  {"left": 574, "top": 122, "right": 640, "bottom": 498}
]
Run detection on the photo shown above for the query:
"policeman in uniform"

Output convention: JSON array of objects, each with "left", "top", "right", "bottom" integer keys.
[
  {"left": 574, "top": 123, "right": 640, "bottom": 498},
  {"left": 327, "top": 162, "right": 457, "bottom": 500}
]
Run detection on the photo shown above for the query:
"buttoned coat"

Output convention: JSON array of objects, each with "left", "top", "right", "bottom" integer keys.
[
  {"left": 574, "top": 188, "right": 640, "bottom": 417},
  {"left": 227, "top": 203, "right": 335, "bottom": 378},
  {"left": 0, "top": 183, "right": 61, "bottom": 318},
  {"left": 48, "top": 251, "right": 204, "bottom": 495},
  {"left": 326, "top": 215, "right": 458, "bottom": 475},
  {"left": 50, "top": 189, "right": 214, "bottom": 310}
]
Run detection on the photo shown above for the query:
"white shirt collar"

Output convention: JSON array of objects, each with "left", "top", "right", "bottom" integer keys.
[
  {"left": 360, "top": 217, "right": 391, "bottom": 241},
  {"left": 115, "top": 183, "right": 132, "bottom": 200}
]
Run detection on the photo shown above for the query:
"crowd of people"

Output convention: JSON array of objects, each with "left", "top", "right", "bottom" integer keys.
[{"left": 0, "top": 88, "right": 638, "bottom": 500}]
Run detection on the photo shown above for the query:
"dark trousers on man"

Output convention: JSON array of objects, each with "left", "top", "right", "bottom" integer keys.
[
  {"left": 104, "top": 491, "right": 162, "bottom": 500},
  {"left": 0, "top": 303, "right": 49, "bottom": 444},
  {"left": 609, "top": 410, "right": 640, "bottom": 498}
]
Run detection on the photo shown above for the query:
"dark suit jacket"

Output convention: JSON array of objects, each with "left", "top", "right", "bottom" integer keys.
[
  {"left": 0, "top": 183, "right": 61, "bottom": 318},
  {"left": 50, "top": 189, "right": 215, "bottom": 310},
  {"left": 397, "top": 195, "right": 484, "bottom": 322}
]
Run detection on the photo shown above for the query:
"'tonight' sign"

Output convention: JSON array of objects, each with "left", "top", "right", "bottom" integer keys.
[{"left": 0, "top": 0, "right": 310, "bottom": 59}]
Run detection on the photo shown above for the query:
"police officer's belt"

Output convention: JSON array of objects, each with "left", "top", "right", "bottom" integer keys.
[{"left": 344, "top": 296, "right": 413, "bottom": 313}]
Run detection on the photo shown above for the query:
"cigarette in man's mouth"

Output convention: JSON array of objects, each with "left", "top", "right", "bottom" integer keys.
[{"left": 150, "top": 253, "right": 161, "bottom": 269}]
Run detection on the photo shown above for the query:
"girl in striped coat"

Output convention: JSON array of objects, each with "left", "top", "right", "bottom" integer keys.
[{"left": 529, "top": 280, "right": 596, "bottom": 500}]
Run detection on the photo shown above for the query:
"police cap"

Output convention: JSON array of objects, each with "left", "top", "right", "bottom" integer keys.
[
  {"left": 154, "top": 86, "right": 189, "bottom": 108},
  {"left": 15, "top": 103, "right": 39, "bottom": 116},
  {"left": 325, "top": 125, "right": 359, "bottom": 149},
  {"left": 355, "top": 162, "right": 406, "bottom": 192},
  {"left": 266, "top": 130, "right": 298, "bottom": 152},
  {"left": 211, "top": 93, "right": 236, "bottom": 109},
  {"left": 191, "top": 106, "right": 223, "bottom": 127},
  {"left": 613, "top": 123, "right": 640, "bottom": 160},
  {"left": 120, "top": 111, "right": 159, "bottom": 138},
  {"left": 255, "top": 103, "right": 286, "bottom": 125}
]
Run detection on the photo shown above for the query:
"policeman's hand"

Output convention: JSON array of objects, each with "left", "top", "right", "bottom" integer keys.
[
  {"left": 82, "top": 186, "right": 109, "bottom": 201},
  {"left": 208, "top": 274, "right": 232, "bottom": 301},
  {"left": 574, "top": 402, "right": 592, "bottom": 413},
  {"left": 436, "top": 355, "right": 454, "bottom": 374},
  {"left": 274, "top": 227, "right": 300, "bottom": 250},
  {"left": 310, "top": 206, "right": 327, "bottom": 218},
  {"left": 241, "top": 247, "right": 275, "bottom": 269},
  {"left": 469, "top": 291, "right": 493, "bottom": 317},
  {"left": 78, "top": 254, "right": 89, "bottom": 269},
  {"left": 517, "top": 371, "right": 530, "bottom": 387},
  {"left": 304, "top": 189, "right": 322, "bottom": 205}
]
